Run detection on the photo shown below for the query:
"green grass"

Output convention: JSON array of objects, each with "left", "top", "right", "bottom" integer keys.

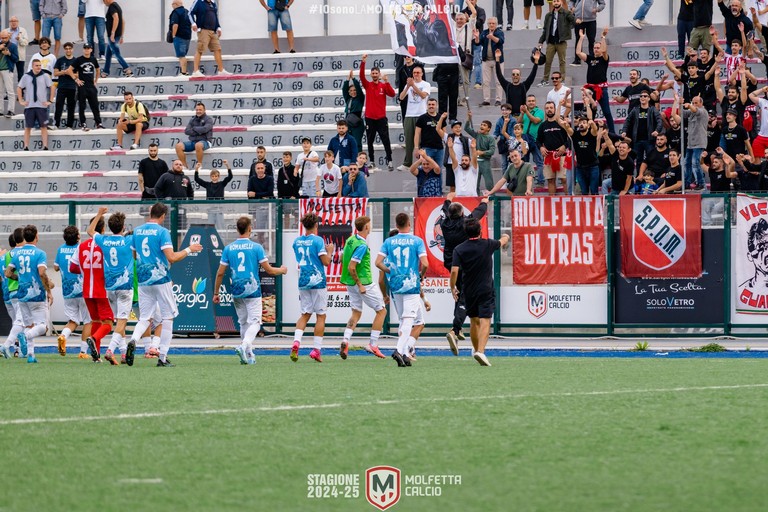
[{"left": 2, "top": 355, "right": 768, "bottom": 512}]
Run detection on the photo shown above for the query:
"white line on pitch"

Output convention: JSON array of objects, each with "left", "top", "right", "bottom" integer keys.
[
  {"left": 1, "top": 383, "right": 767, "bottom": 427},
  {"left": 117, "top": 479, "right": 164, "bottom": 484}
]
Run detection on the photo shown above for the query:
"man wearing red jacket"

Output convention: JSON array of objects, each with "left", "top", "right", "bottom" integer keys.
[{"left": 359, "top": 54, "right": 396, "bottom": 171}]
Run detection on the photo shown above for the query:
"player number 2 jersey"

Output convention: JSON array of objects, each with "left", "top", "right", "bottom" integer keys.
[
  {"left": 378, "top": 234, "right": 426, "bottom": 295},
  {"left": 220, "top": 238, "right": 268, "bottom": 299},
  {"left": 293, "top": 234, "right": 327, "bottom": 290},
  {"left": 132, "top": 223, "right": 173, "bottom": 287}
]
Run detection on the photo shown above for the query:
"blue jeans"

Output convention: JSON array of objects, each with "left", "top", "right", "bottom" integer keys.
[
  {"left": 597, "top": 87, "right": 615, "bottom": 134},
  {"left": 576, "top": 165, "right": 600, "bottom": 195},
  {"left": 42, "top": 17, "right": 62, "bottom": 42},
  {"left": 104, "top": 39, "right": 130, "bottom": 75},
  {"left": 677, "top": 18, "right": 694, "bottom": 58},
  {"left": 685, "top": 147, "right": 704, "bottom": 186},
  {"left": 472, "top": 44, "right": 482, "bottom": 85},
  {"left": 524, "top": 134, "right": 544, "bottom": 182},
  {"left": 423, "top": 147, "right": 445, "bottom": 187},
  {"left": 85, "top": 17, "right": 106, "bottom": 58},
  {"left": 633, "top": 0, "right": 654, "bottom": 21}
]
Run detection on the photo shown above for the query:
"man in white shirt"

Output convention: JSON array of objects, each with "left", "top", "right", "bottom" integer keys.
[
  {"left": 295, "top": 136, "right": 320, "bottom": 197},
  {"left": 546, "top": 72, "right": 571, "bottom": 117},
  {"left": 449, "top": 138, "right": 480, "bottom": 197},
  {"left": 398, "top": 65, "right": 431, "bottom": 172}
]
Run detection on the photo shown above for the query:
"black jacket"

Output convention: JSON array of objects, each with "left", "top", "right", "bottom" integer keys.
[{"left": 154, "top": 171, "right": 194, "bottom": 200}]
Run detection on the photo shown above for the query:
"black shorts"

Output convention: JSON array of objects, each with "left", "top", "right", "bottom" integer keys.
[
  {"left": 124, "top": 122, "right": 149, "bottom": 132},
  {"left": 445, "top": 163, "right": 456, "bottom": 188},
  {"left": 24, "top": 107, "right": 48, "bottom": 129},
  {"left": 524, "top": 0, "right": 545, "bottom": 7},
  {"left": 465, "top": 292, "right": 495, "bottom": 319}
]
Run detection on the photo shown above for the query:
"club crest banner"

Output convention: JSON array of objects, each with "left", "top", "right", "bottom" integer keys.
[
  {"left": 620, "top": 196, "right": 702, "bottom": 278},
  {"left": 299, "top": 197, "right": 368, "bottom": 291},
  {"left": 381, "top": 0, "right": 460, "bottom": 64},
  {"left": 512, "top": 196, "right": 606, "bottom": 284},
  {"left": 414, "top": 197, "right": 488, "bottom": 277},
  {"left": 735, "top": 194, "right": 768, "bottom": 313}
]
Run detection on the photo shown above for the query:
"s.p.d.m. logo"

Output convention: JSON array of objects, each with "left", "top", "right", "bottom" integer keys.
[{"left": 366, "top": 466, "right": 401, "bottom": 510}]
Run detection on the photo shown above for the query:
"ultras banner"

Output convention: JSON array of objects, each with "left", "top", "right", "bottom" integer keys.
[
  {"left": 512, "top": 196, "right": 606, "bottom": 285},
  {"left": 299, "top": 197, "right": 368, "bottom": 291},
  {"left": 414, "top": 197, "right": 488, "bottom": 278},
  {"left": 735, "top": 194, "right": 768, "bottom": 313},
  {"left": 381, "top": 0, "right": 460, "bottom": 64},
  {"left": 620, "top": 196, "right": 702, "bottom": 278}
]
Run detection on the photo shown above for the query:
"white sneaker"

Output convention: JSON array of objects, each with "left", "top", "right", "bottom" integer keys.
[
  {"left": 130, "top": 143, "right": 139, "bottom": 150},
  {"left": 191, "top": 70, "right": 205, "bottom": 77},
  {"left": 639, "top": 19, "right": 651, "bottom": 26},
  {"left": 216, "top": 69, "right": 232, "bottom": 76},
  {"left": 523, "top": 21, "right": 529, "bottom": 30},
  {"left": 536, "top": 20, "right": 542, "bottom": 30},
  {"left": 628, "top": 19, "right": 643, "bottom": 30},
  {"left": 396, "top": 164, "right": 410, "bottom": 172},
  {"left": 110, "top": 145, "right": 123, "bottom": 150},
  {"left": 473, "top": 352, "right": 491, "bottom": 366}
]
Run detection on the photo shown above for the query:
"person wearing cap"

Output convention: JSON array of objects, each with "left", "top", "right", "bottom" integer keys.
[
  {"left": 6, "top": 16, "right": 29, "bottom": 82},
  {"left": 295, "top": 136, "right": 321, "bottom": 197},
  {"left": 52, "top": 41, "right": 78, "bottom": 129},
  {"left": 39, "top": 0, "right": 67, "bottom": 57},
  {"left": 175, "top": 101, "right": 213, "bottom": 168},
  {"left": 0, "top": 30, "right": 18, "bottom": 119},
  {"left": 72, "top": 43, "right": 103, "bottom": 130}
]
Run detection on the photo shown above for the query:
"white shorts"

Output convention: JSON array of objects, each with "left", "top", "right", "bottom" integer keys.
[
  {"left": 392, "top": 294, "right": 424, "bottom": 325},
  {"left": 5, "top": 301, "right": 18, "bottom": 326},
  {"left": 234, "top": 297, "right": 262, "bottom": 330},
  {"left": 299, "top": 288, "right": 327, "bottom": 315},
  {"left": 108, "top": 289, "right": 134, "bottom": 320},
  {"left": 63, "top": 297, "right": 91, "bottom": 324},
  {"left": 347, "top": 283, "right": 385, "bottom": 312},
  {"left": 138, "top": 282, "right": 178, "bottom": 321},
  {"left": 18, "top": 301, "right": 48, "bottom": 327}
]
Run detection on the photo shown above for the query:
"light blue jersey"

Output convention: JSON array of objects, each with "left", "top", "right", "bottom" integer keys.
[
  {"left": 132, "top": 223, "right": 173, "bottom": 287},
  {"left": 95, "top": 233, "right": 134, "bottom": 291},
  {"left": 221, "top": 238, "right": 267, "bottom": 299},
  {"left": 293, "top": 234, "right": 327, "bottom": 290},
  {"left": 54, "top": 244, "right": 83, "bottom": 299},
  {"left": 378, "top": 234, "right": 426, "bottom": 295},
  {"left": 0, "top": 253, "right": 10, "bottom": 303},
  {"left": 10, "top": 245, "right": 47, "bottom": 303}
]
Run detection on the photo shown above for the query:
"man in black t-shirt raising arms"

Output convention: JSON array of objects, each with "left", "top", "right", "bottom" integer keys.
[{"left": 450, "top": 218, "right": 509, "bottom": 367}]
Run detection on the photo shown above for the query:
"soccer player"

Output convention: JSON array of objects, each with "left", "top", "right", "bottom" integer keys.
[
  {"left": 450, "top": 218, "right": 510, "bottom": 366},
  {"left": 70, "top": 215, "right": 114, "bottom": 363},
  {"left": 88, "top": 208, "right": 135, "bottom": 365},
  {"left": 214, "top": 216, "right": 287, "bottom": 365},
  {"left": 339, "top": 216, "right": 387, "bottom": 359},
  {"left": 376, "top": 213, "right": 429, "bottom": 367},
  {"left": 1, "top": 230, "right": 24, "bottom": 358},
  {"left": 53, "top": 226, "right": 92, "bottom": 357},
  {"left": 3, "top": 225, "right": 54, "bottom": 363},
  {"left": 290, "top": 213, "right": 334, "bottom": 363},
  {"left": 126, "top": 202, "right": 202, "bottom": 367}
]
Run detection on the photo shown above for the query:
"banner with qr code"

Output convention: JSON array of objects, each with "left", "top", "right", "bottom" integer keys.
[{"left": 381, "top": 0, "right": 461, "bottom": 64}]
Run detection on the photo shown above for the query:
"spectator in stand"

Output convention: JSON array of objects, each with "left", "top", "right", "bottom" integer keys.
[
  {"left": 655, "top": 149, "right": 683, "bottom": 194},
  {"left": 0, "top": 30, "right": 19, "bottom": 118},
  {"left": 465, "top": 110, "right": 496, "bottom": 193},
  {"left": 678, "top": 0, "right": 695, "bottom": 58},
  {"left": 52, "top": 41, "right": 76, "bottom": 129},
  {"left": 629, "top": 0, "right": 655, "bottom": 30},
  {"left": 249, "top": 146, "right": 274, "bottom": 178},
  {"left": 415, "top": 99, "right": 445, "bottom": 183},
  {"left": 259, "top": 0, "right": 295, "bottom": 54},
  {"left": 494, "top": 48, "right": 541, "bottom": 115},
  {"left": 434, "top": 60, "right": 460, "bottom": 122},
  {"left": 537, "top": 100, "right": 570, "bottom": 195},
  {"left": 476, "top": 17, "right": 504, "bottom": 106},
  {"left": 17, "top": 59, "right": 53, "bottom": 151},
  {"left": 519, "top": 94, "right": 545, "bottom": 182},
  {"left": 546, "top": 71, "right": 571, "bottom": 117},
  {"left": 493, "top": 103, "right": 516, "bottom": 170},
  {"left": 622, "top": 90, "right": 662, "bottom": 171},
  {"left": 170, "top": 0, "right": 192, "bottom": 76},
  {"left": 718, "top": 0, "right": 753, "bottom": 54},
  {"left": 341, "top": 163, "right": 369, "bottom": 198},
  {"left": 77, "top": 0, "right": 85, "bottom": 43},
  {"left": 7, "top": 16, "right": 29, "bottom": 82},
  {"left": 736, "top": 151, "right": 768, "bottom": 190},
  {"left": 439, "top": 119, "right": 470, "bottom": 193},
  {"left": 154, "top": 159, "right": 194, "bottom": 199},
  {"left": 396, "top": 56, "right": 419, "bottom": 119},
  {"left": 721, "top": 108, "right": 753, "bottom": 180},
  {"left": 39, "top": 0, "right": 67, "bottom": 56},
  {"left": 496, "top": 0, "right": 514, "bottom": 31},
  {"left": 485, "top": 148, "right": 535, "bottom": 196},
  {"left": 27, "top": 37, "right": 55, "bottom": 75},
  {"left": 638, "top": 132, "right": 671, "bottom": 186},
  {"left": 613, "top": 69, "right": 654, "bottom": 116},
  {"left": 355, "top": 151, "right": 371, "bottom": 176},
  {"left": 449, "top": 138, "right": 480, "bottom": 197},
  {"left": 295, "top": 136, "right": 320, "bottom": 197},
  {"left": 29, "top": 0, "right": 42, "bottom": 45},
  {"left": 690, "top": 0, "right": 715, "bottom": 51},
  {"left": 359, "top": 54, "right": 395, "bottom": 171},
  {"left": 195, "top": 160, "right": 232, "bottom": 199},
  {"left": 463, "top": 0, "right": 486, "bottom": 89},
  {"left": 538, "top": 0, "right": 575, "bottom": 86},
  {"left": 175, "top": 102, "right": 213, "bottom": 168},
  {"left": 73, "top": 43, "right": 103, "bottom": 131},
  {"left": 102, "top": 0, "right": 132, "bottom": 77},
  {"left": 600, "top": 130, "right": 634, "bottom": 195},
  {"left": 342, "top": 69, "right": 365, "bottom": 154},
  {"left": 751, "top": 3, "right": 768, "bottom": 53},
  {"left": 138, "top": 143, "right": 169, "bottom": 200},
  {"left": 400, "top": 65, "right": 430, "bottom": 172},
  {"left": 189, "top": 0, "right": 230, "bottom": 76},
  {"left": 570, "top": 0, "right": 605, "bottom": 66},
  {"left": 674, "top": 92, "right": 709, "bottom": 190},
  {"left": 247, "top": 162, "right": 275, "bottom": 199},
  {"left": 84, "top": 0, "right": 106, "bottom": 60},
  {"left": 327, "top": 120, "right": 358, "bottom": 167},
  {"left": 577, "top": 27, "right": 614, "bottom": 133},
  {"left": 523, "top": 0, "right": 545, "bottom": 30},
  {"left": 113, "top": 91, "right": 149, "bottom": 150},
  {"left": 276, "top": 151, "right": 301, "bottom": 198},
  {"left": 410, "top": 149, "right": 442, "bottom": 197},
  {"left": 455, "top": 11, "right": 476, "bottom": 106},
  {"left": 701, "top": 148, "right": 737, "bottom": 199},
  {"left": 560, "top": 103, "right": 600, "bottom": 195},
  {"left": 319, "top": 151, "right": 342, "bottom": 198}
]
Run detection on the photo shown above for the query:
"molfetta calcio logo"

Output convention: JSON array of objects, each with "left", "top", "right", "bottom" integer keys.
[
  {"left": 528, "top": 291, "right": 547, "bottom": 319},
  {"left": 366, "top": 466, "right": 401, "bottom": 511}
]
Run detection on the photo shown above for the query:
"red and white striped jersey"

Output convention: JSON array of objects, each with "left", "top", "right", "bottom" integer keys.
[{"left": 69, "top": 238, "right": 107, "bottom": 299}]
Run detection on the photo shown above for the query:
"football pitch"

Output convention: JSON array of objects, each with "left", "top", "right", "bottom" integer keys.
[{"left": 2, "top": 353, "right": 768, "bottom": 512}]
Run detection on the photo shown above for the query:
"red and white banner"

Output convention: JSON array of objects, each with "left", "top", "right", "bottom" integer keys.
[
  {"left": 414, "top": 197, "right": 488, "bottom": 278},
  {"left": 735, "top": 194, "right": 768, "bottom": 314},
  {"left": 299, "top": 197, "right": 368, "bottom": 291},
  {"left": 512, "top": 196, "right": 606, "bottom": 284},
  {"left": 381, "top": 0, "right": 460, "bottom": 64},
  {"left": 620, "top": 196, "right": 701, "bottom": 278}
]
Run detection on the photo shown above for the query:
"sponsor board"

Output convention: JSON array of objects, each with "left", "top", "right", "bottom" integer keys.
[
  {"left": 500, "top": 285, "right": 607, "bottom": 324},
  {"left": 735, "top": 194, "right": 768, "bottom": 315}
]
